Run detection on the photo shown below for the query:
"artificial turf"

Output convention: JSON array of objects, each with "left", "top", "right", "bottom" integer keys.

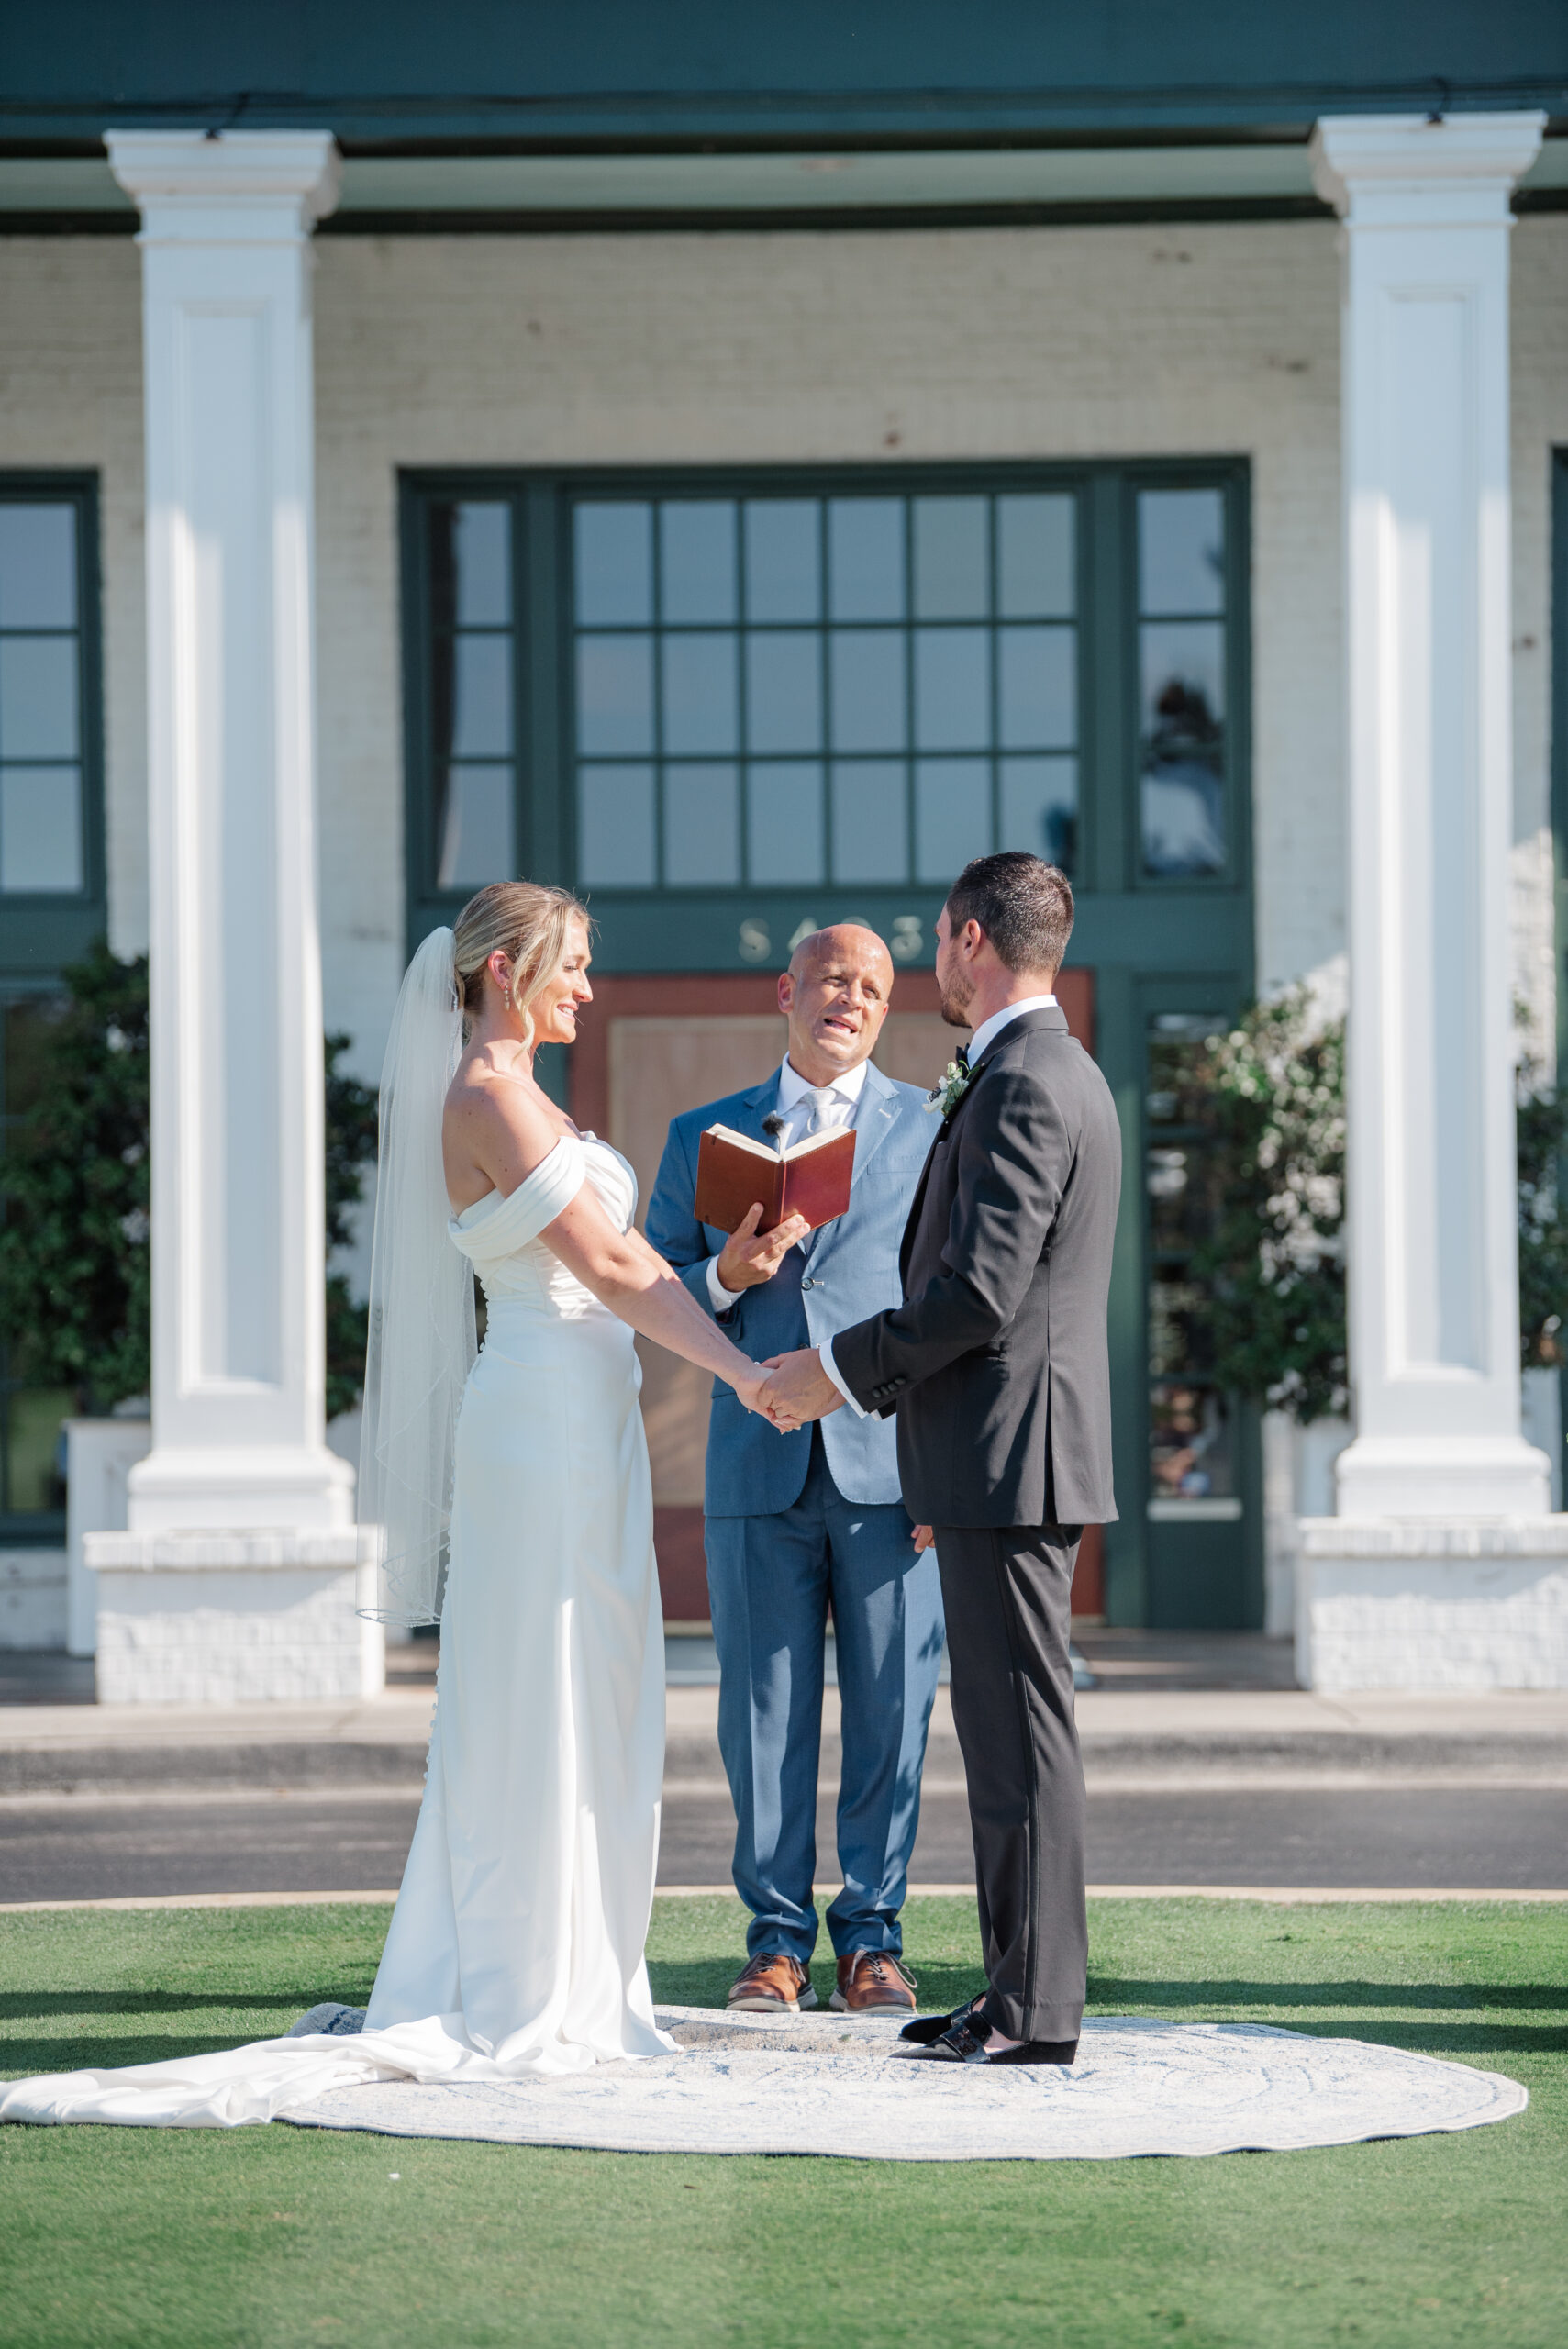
[{"left": 1, "top": 1895, "right": 1563, "bottom": 2348}]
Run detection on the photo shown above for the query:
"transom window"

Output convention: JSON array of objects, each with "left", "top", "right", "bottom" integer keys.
[
  {"left": 403, "top": 464, "right": 1246, "bottom": 950},
  {"left": 570, "top": 490, "right": 1078, "bottom": 892}
]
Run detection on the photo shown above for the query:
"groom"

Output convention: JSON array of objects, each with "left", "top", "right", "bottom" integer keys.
[
  {"left": 646, "top": 926, "right": 941, "bottom": 2019},
  {"left": 762, "top": 853, "right": 1120, "bottom": 2065}
]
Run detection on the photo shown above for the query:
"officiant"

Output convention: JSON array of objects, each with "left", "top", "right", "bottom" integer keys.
[{"left": 646, "top": 926, "right": 941, "bottom": 2019}]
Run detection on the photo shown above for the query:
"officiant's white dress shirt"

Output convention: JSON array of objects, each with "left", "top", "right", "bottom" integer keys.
[
  {"left": 817, "top": 995, "right": 1058, "bottom": 1419},
  {"left": 706, "top": 1055, "right": 869, "bottom": 1310}
]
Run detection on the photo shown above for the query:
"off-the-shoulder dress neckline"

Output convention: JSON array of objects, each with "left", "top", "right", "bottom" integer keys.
[{"left": 451, "top": 1130, "right": 625, "bottom": 1229}]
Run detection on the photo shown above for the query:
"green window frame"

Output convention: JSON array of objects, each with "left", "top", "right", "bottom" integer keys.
[
  {"left": 0, "top": 473, "right": 106, "bottom": 1544},
  {"left": 0, "top": 474, "right": 107, "bottom": 978},
  {"left": 402, "top": 462, "right": 1250, "bottom": 967}
]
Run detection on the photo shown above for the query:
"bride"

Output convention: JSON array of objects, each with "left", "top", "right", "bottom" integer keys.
[{"left": 2, "top": 882, "right": 787, "bottom": 2128}]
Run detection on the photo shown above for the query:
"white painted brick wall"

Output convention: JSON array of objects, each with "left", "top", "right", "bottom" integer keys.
[
  {"left": 89, "top": 1530, "right": 385, "bottom": 1704},
  {"left": 309, "top": 220, "right": 1351, "bottom": 1068},
  {"left": 1, "top": 216, "right": 1563, "bottom": 1267},
  {"left": 0, "top": 1549, "right": 67, "bottom": 1649},
  {"left": 1302, "top": 1562, "right": 1568, "bottom": 1692},
  {"left": 4, "top": 218, "right": 1562, "bottom": 1067},
  {"left": 1297, "top": 1520, "right": 1568, "bottom": 1689},
  {"left": 1508, "top": 217, "right": 1568, "bottom": 1060}
]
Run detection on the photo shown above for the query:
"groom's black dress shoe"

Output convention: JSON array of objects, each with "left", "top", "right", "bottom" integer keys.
[
  {"left": 910, "top": 2016, "right": 1079, "bottom": 2066},
  {"left": 899, "top": 1994, "right": 984, "bottom": 2046}
]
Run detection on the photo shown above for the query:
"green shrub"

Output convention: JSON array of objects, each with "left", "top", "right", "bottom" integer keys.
[
  {"left": 1516, "top": 1049, "right": 1568, "bottom": 1372},
  {"left": 0, "top": 943, "right": 378, "bottom": 1419},
  {"left": 324, "top": 1033, "right": 377, "bottom": 1421},
  {"left": 0, "top": 939, "right": 150, "bottom": 1411}
]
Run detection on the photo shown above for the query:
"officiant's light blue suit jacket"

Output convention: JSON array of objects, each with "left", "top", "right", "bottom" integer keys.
[{"left": 645, "top": 1061, "right": 933, "bottom": 1515}]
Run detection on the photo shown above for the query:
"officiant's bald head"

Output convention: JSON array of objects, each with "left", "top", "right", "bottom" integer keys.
[
  {"left": 785, "top": 923, "right": 893, "bottom": 989},
  {"left": 779, "top": 924, "right": 895, "bottom": 1083}
]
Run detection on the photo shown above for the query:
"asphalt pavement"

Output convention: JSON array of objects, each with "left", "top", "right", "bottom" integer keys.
[
  {"left": 3, "top": 1637, "right": 1565, "bottom": 1906},
  {"left": 4, "top": 1780, "right": 1565, "bottom": 1905}
]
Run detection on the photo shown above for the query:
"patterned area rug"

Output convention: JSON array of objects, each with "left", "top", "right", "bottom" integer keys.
[{"left": 280, "top": 2007, "right": 1528, "bottom": 2161}]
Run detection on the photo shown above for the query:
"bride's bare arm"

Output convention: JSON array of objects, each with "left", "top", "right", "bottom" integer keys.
[
  {"left": 445, "top": 1070, "right": 784, "bottom": 1415},
  {"left": 542, "top": 1184, "right": 782, "bottom": 1408}
]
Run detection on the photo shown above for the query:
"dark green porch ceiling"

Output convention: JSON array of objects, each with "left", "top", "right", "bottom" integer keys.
[{"left": 3, "top": 1, "right": 1566, "bottom": 146}]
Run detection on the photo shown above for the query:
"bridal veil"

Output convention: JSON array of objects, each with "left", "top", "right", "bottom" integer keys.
[{"left": 357, "top": 926, "right": 477, "bottom": 1626}]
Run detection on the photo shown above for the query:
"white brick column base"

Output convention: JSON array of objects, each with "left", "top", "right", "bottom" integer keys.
[
  {"left": 1296, "top": 1518, "right": 1568, "bottom": 1689},
  {"left": 85, "top": 1528, "right": 385, "bottom": 1705}
]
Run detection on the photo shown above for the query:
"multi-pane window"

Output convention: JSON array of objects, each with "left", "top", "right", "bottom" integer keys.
[
  {"left": 404, "top": 464, "right": 1245, "bottom": 931},
  {"left": 1145, "top": 1012, "right": 1236, "bottom": 1509},
  {"left": 572, "top": 490, "right": 1079, "bottom": 891},
  {"left": 1138, "top": 487, "right": 1228, "bottom": 880},
  {"left": 426, "top": 500, "right": 518, "bottom": 893},
  {"left": 0, "top": 481, "right": 103, "bottom": 1538},
  {"left": 0, "top": 497, "right": 89, "bottom": 896}
]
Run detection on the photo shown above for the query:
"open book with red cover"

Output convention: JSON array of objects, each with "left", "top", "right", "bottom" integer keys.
[{"left": 694, "top": 1123, "right": 856, "bottom": 1236}]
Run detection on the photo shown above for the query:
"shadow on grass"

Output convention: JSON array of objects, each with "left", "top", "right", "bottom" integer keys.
[
  {"left": 1084, "top": 1976, "right": 1565, "bottom": 2058},
  {"left": 647, "top": 1960, "right": 986, "bottom": 2014},
  {"left": 0, "top": 1989, "right": 372, "bottom": 2022},
  {"left": 6, "top": 1964, "right": 1557, "bottom": 2080},
  {"left": 0, "top": 1987, "right": 379, "bottom": 2079},
  {"left": 1, "top": 2030, "right": 305, "bottom": 2076},
  {"left": 1088, "top": 1978, "right": 1565, "bottom": 2011}
]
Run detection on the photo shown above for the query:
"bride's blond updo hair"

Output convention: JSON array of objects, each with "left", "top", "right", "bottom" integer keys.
[{"left": 452, "top": 881, "right": 590, "bottom": 1048}]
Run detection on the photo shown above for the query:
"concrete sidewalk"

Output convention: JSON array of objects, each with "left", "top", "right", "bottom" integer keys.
[{"left": 1, "top": 1676, "right": 1565, "bottom": 1796}]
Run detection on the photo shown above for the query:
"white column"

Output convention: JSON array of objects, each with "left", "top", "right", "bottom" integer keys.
[
  {"left": 1296, "top": 114, "right": 1568, "bottom": 1691},
  {"left": 1310, "top": 112, "right": 1547, "bottom": 1520},
  {"left": 106, "top": 132, "right": 352, "bottom": 1534}
]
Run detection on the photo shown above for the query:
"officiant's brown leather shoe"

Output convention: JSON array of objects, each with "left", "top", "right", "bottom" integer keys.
[
  {"left": 831, "top": 1951, "right": 917, "bottom": 2013},
  {"left": 727, "top": 1953, "right": 818, "bottom": 2013}
]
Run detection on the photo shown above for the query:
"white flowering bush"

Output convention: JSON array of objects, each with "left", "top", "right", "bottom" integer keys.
[{"left": 1183, "top": 987, "right": 1347, "bottom": 1423}]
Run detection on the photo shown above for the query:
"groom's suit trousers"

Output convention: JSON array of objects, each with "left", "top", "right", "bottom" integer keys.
[{"left": 933, "top": 1520, "right": 1086, "bottom": 2043}]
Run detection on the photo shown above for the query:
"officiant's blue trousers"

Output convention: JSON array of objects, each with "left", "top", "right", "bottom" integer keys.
[{"left": 705, "top": 1428, "right": 945, "bottom": 1965}]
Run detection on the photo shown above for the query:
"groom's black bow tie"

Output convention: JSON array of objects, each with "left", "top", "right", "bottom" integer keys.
[{"left": 955, "top": 1046, "right": 971, "bottom": 1073}]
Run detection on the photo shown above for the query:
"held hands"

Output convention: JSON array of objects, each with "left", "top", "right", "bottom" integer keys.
[
  {"left": 717, "top": 1203, "right": 811, "bottom": 1293},
  {"left": 758, "top": 1347, "right": 844, "bottom": 1429},
  {"left": 733, "top": 1349, "right": 842, "bottom": 1433},
  {"left": 734, "top": 1368, "right": 804, "bottom": 1431}
]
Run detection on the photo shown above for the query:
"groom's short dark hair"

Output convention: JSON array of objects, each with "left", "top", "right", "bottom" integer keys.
[{"left": 945, "top": 853, "right": 1073, "bottom": 977}]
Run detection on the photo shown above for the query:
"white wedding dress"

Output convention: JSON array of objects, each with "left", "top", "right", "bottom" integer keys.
[{"left": 1, "top": 1134, "right": 675, "bottom": 2128}]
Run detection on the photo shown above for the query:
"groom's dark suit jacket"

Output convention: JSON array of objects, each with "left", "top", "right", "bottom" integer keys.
[{"left": 830, "top": 1005, "right": 1121, "bottom": 1530}]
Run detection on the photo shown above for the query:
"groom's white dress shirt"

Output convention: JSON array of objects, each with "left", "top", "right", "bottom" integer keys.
[
  {"left": 706, "top": 1055, "right": 869, "bottom": 1311},
  {"left": 817, "top": 994, "right": 1058, "bottom": 1420}
]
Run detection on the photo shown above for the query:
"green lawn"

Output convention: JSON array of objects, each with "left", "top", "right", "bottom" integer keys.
[{"left": 1, "top": 1896, "right": 1563, "bottom": 2348}]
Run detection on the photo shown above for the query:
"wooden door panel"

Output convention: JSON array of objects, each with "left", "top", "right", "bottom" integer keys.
[{"left": 572, "top": 967, "right": 1101, "bottom": 1620}]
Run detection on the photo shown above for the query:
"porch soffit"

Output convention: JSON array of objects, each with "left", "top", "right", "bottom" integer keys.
[{"left": 1, "top": 137, "right": 1565, "bottom": 229}]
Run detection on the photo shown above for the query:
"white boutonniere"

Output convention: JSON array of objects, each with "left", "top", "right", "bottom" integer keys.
[{"left": 926, "top": 1059, "right": 973, "bottom": 1121}]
